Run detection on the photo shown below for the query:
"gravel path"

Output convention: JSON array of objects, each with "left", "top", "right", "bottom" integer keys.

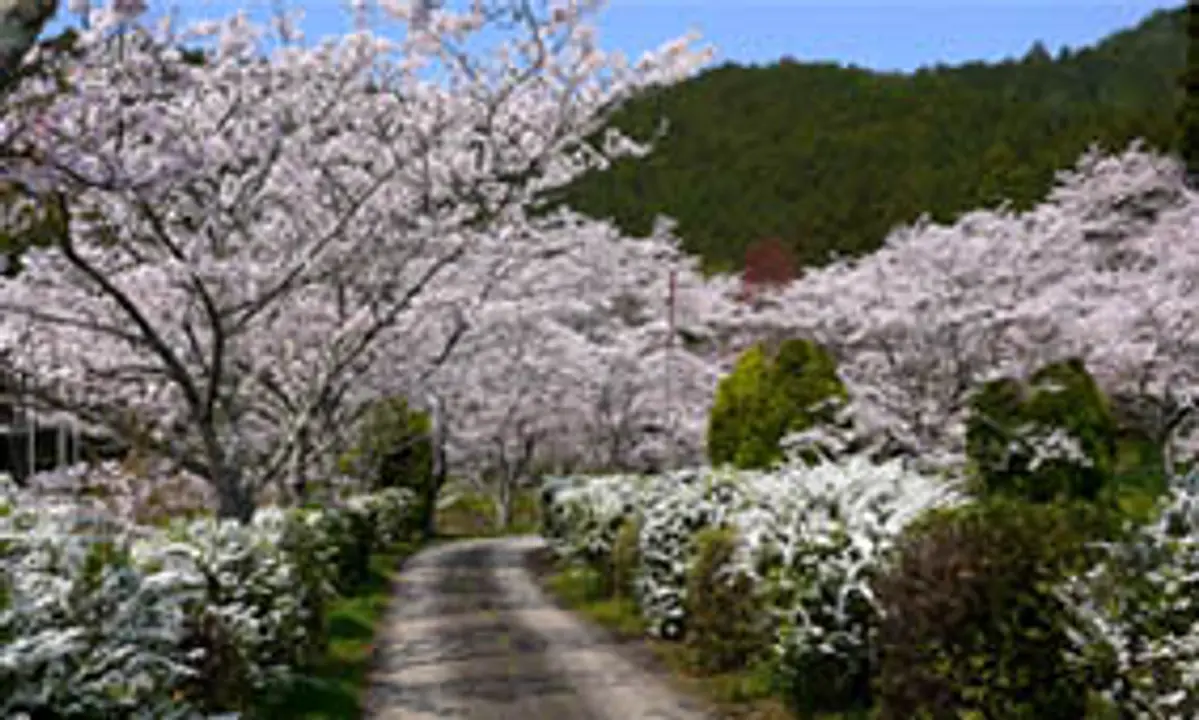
[{"left": 363, "top": 536, "right": 712, "bottom": 720}]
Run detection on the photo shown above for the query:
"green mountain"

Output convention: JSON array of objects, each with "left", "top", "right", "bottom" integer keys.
[{"left": 545, "top": 6, "right": 1186, "bottom": 272}]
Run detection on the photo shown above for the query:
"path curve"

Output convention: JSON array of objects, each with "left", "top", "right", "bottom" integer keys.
[{"left": 364, "top": 536, "right": 712, "bottom": 719}]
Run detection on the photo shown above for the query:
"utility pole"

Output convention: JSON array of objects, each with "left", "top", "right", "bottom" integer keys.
[{"left": 665, "top": 268, "right": 677, "bottom": 469}]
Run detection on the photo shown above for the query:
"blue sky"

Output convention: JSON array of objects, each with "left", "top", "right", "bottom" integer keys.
[{"left": 46, "top": 1, "right": 1181, "bottom": 73}]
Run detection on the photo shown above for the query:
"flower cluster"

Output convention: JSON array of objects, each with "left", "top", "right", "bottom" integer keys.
[
  {"left": 541, "top": 453, "right": 961, "bottom": 652},
  {"left": 0, "top": 473, "right": 417, "bottom": 717}
]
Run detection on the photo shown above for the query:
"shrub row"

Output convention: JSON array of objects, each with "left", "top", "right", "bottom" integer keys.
[
  {"left": 541, "top": 457, "right": 1199, "bottom": 717},
  {"left": 0, "top": 472, "right": 420, "bottom": 718}
]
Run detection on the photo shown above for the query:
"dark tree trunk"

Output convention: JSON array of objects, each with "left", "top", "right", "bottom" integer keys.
[{"left": 422, "top": 411, "right": 446, "bottom": 540}]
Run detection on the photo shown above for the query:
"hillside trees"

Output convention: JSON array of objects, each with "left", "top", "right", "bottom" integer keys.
[
  {"left": 1182, "top": 0, "right": 1199, "bottom": 187},
  {"left": 0, "top": 1, "right": 711, "bottom": 519},
  {"left": 546, "top": 7, "right": 1186, "bottom": 270}
]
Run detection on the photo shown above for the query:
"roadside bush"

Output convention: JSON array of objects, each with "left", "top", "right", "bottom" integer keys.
[
  {"left": 707, "top": 338, "right": 847, "bottom": 469},
  {"left": 1059, "top": 469, "right": 1199, "bottom": 718},
  {"left": 636, "top": 470, "right": 748, "bottom": 639},
  {"left": 966, "top": 358, "right": 1118, "bottom": 503},
  {"left": 727, "top": 456, "right": 961, "bottom": 717},
  {"left": 0, "top": 507, "right": 201, "bottom": 718},
  {"left": 683, "top": 526, "right": 769, "bottom": 675},
  {"left": 765, "top": 518, "right": 880, "bottom": 718},
  {"left": 872, "top": 497, "right": 1094, "bottom": 719},
  {"left": 539, "top": 473, "right": 645, "bottom": 592},
  {"left": 0, "top": 474, "right": 418, "bottom": 717}
]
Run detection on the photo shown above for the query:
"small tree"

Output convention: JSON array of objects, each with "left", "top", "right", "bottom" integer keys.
[
  {"left": 966, "top": 358, "right": 1118, "bottom": 503},
  {"left": 740, "top": 236, "right": 796, "bottom": 302},
  {"left": 707, "top": 338, "right": 846, "bottom": 469}
]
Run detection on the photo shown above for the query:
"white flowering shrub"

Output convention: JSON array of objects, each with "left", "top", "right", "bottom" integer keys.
[
  {"left": 1060, "top": 469, "right": 1199, "bottom": 719},
  {"left": 730, "top": 456, "right": 963, "bottom": 710},
  {"left": 0, "top": 493, "right": 203, "bottom": 718},
  {"left": 540, "top": 473, "right": 645, "bottom": 568},
  {"left": 0, "top": 472, "right": 418, "bottom": 717},
  {"left": 156, "top": 514, "right": 323, "bottom": 707},
  {"left": 634, "top": 468, "right": 753, "bottom": 639},
  {"left": 314, "top": 486, "right": 419, "bottom": 593},
  {"left": 539, "top": 454, "right": 961, "bottom": 657}
]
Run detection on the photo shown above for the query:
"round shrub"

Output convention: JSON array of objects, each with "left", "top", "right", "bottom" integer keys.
[
  {"left": 872, "top": 497, "right": 1095, "bottom": 719},
  {"left": 707, "top": 338, "right": 847, "bottom": 469},
  {"left": 707, "top": 344, "right": 774, "bottom": 468},
  {"left": 683, "top": 526, "right": 770, "bottom": 675},
  {"left": 966, "top": 358, "right": 1118, "bottom": 503}
]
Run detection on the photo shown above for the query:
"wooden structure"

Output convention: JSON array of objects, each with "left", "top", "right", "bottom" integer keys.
[{"left": 0, "top": 364, "right": 85, "bottom": 483}]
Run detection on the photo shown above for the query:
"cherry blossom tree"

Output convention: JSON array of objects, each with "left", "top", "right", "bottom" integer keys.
[
  {"left": 739, "top": 143, "right": 1199, "bottom": 473},
  {"left": 430, "top": 211, "right": 731, "bottom": 525},
  {"left": 0, "top": 1, "right": 711, "bottom": 519}
]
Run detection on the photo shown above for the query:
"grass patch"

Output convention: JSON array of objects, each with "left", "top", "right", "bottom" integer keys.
[
  {"left": 254, "top": 544, "right": 417, "bottom": 719},
  {"left": 539, "top": 558, "right": 796, "bottom": 720}
]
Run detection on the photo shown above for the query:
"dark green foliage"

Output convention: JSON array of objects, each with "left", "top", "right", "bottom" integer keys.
[
  {"left": 609, "top": 517, "right": 641, "bottom": 601},
  {"left": 1180, "top": 1, "right": 1199, "bottom": 186},
  {"left": 966, "top": 358, "right": 1118, "bottom": 503},
  {"left": 707, "top": 338, "right": 847, "bottom": 469},
  {"left": 872, "top": 498, "right": 1096, "bottom": 720},
  {"left": 707, "top": 345, "right": 773, "bottom": 468},
  {"left": 340, "top": 397, "right": 440, "bottom": 536},
  {"left": 543, "top": 8, "right": 1184, "bottom": 271},
  {"left": 683, "top": 526, "right": 769, "bottom": 674},
  {"left": 773, "top": 642, "right": 875, "bottom": 719}
]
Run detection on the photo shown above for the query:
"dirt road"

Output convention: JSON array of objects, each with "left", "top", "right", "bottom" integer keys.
[{"left": 363, "top": 536, "right": 711, "bottom": 719}]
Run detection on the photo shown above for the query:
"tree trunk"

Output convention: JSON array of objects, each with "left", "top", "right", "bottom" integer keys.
[
  {"left": 495, "top": 477, "right": 512, "bottom": 533},
  {"left": 290, "top": 426, "right": 311, "bottom": 506},
  {"left": 201, "top": 429, "right": 254, "bottom": 522},
  {"left": 422, "top": 406, "right": 447, "bottom": 540},
  {"left": 214, "top": 465, "right": 254, "bottom": 522}
]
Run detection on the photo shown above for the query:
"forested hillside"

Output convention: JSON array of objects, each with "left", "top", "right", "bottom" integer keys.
[{"left": 545, "top": 6, "right": 1186, "bottom": 271}]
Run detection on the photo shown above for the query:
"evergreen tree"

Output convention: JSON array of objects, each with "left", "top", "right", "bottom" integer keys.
[{"left": 548, "top": 8, "right": 1186, "bottom": 271}]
